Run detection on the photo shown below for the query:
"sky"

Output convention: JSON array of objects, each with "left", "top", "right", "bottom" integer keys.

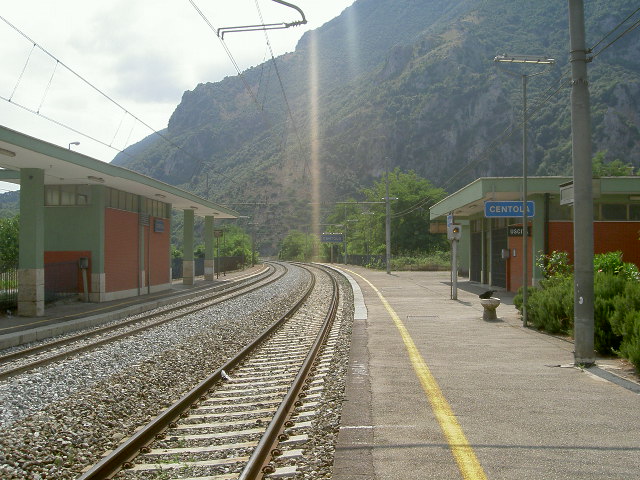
[{"left": 0, "top": 0, "right": 356, "bottom": 192}]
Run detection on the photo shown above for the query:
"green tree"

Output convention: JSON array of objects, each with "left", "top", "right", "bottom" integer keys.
[
  {"left": 0, "top": 215, "right": 19, "bottom": 271},
  {"left": 279, "top": 230, "right": 317, "bottom": 261},
  {"left": 327, "top": 169, "right": 447, "bottom": 255},
  {"left": 219, "top": 225, "right": 252, "bottom": 258},
  {"left": 592, "top": 151, "right": 635, "bottom": 177},
  {"left": 193, "top": 225, "right": 252, "bottom": 260}
]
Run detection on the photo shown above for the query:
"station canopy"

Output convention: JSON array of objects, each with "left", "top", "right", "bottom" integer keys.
[{"left": 0, "top": 126, "right": 237, "bottom": 219}]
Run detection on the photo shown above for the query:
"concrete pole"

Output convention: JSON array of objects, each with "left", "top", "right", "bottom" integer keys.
[
  {"left": 344, "top": 204, "right": 348, "bottom": 265},
  {"left": 385, "top": 168, "right": 391, "bottom": 274},
  {"left": 522, "top": 74, "right": 529, "bottom": 327},
  {"left": 204, "top": 216, "right": 215, "bottom": 280},
  {"left": 183, "top": 209, "right": 195, "bottom": 286},
  {"left": 451, "top": 240, "right": 458, "bottom": 300},
  {"left": 568, "top": 0, "right": 595, "bottom": 365}
]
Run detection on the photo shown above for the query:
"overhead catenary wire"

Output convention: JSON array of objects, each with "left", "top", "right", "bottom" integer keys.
[
  {"left": 9, "top": 42, "right": 35, "bottom": 102},
  {"left": 0, "top": 13, "right": 243, "bottom": 189},
  {"left": 36, "top": 60, "right": 58, "bottom": 114},
  {"left": 589, "top": 6, "right": 640, "bottom": 53},
  {"left": 186, "top": 0, "right": 262, "bottom": 110},
  {"left": 438, "top": 5, "right": 640, "bottom": 194},
  {"left": 253, "top": 0, "right": 310, "bottom": 177},
  {"left": 590, "top": 17, "right": 640, "bottom": 60}
]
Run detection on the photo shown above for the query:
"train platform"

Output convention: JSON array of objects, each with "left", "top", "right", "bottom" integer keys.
[
  {"left": 330, "top": 265, "right": 640, "bottom": 480},
  {"left": 0, "top": 265, "right": 267, "bottom": 350}
]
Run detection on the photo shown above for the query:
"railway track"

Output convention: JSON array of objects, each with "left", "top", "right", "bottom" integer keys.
[
  {"left": 0, "top": 263, "right": 282, "bottom": 381},
  {"left": 78, "top": 263, "right": 342, "bottom": 480}
]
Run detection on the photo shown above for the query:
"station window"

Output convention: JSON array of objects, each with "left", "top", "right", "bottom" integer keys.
[
  {"left": 600, "top": 204, "right": 627, "bottom": 221},
  {"left": 45, "top": 185, "right": 91, "bottom": 206},
  {"left": 106, "top": 188, "right": 139, "bottom": 213},
  {"left": 105, "top": 187, "right": 168, "bottom": 217},
  {"left": 142, "top": 198, "right": 168, "bottom": 218},
  {"left": 630, "top": 204, "right": 640, "bottom": 221},
  {"left": 549, "top": 203, "right": 573, "bottom": 220}
]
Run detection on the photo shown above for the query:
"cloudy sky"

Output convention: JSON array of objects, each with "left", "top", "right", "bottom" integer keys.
[{"left": 0, "top": 0, "right": 355, "bottom": 191}]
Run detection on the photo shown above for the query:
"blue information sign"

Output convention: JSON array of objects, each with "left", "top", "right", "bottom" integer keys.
[
  {"left": 320, "top": 233, "right": 344, "bottom": 243},
  {"left": 484, "top": 201, "right": 535, "bottom": 218}
]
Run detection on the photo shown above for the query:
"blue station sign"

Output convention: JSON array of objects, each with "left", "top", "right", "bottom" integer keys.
[
  {"left": 320, "top": 233, "right": 344, "bottom": 243},
  {"left": 484, "top": 201, "right": 535, "bottom": 218}
]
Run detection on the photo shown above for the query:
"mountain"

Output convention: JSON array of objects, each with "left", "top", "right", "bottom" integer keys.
[{"left": 112, "top": 0, "right": 640, "bottom": 252}]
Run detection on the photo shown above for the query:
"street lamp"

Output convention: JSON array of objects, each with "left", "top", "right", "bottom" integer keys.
[
  {"left": 494, "top": 53, "right": 555, "bottom": 327},
  {"left": 68, "top": 141, "right": 80, "bottom": 150}
]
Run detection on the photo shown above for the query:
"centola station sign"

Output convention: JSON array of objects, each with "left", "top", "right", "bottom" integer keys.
[{"left": 484, "top": 201, "right": 535, "bottom": 218}]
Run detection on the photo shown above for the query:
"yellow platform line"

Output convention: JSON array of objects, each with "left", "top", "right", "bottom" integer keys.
[{"left": 345, "top": 268, "right": 487, "bottom": 480}]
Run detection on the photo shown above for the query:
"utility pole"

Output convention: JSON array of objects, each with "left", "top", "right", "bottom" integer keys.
[
  {"left": 569, "top": 0, "right": 595, "bottom": 366},
  {"left": 385, "top": 167, "right": 391, "bottom": 274}
]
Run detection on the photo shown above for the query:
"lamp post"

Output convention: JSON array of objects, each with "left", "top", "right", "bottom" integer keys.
[
  {"left": 494, "top": 53, "right": 555, "bottom": 327},
  {"left": 68, "top": 141, "right": 80, "bottom": 150}
]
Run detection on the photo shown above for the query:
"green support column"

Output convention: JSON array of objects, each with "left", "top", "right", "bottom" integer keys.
[
  {"left": 458, "top": 222, "right": 470, "bottom": 277},
  {"left": 89, "top": 185, "right": 106, "bottom": 301},
  {"left": 183, "top": 209, "right": 195, "bottom": 285},
  {"left": 18, "top": 168, "right": 45, "bottom": 316},
  {"left": 204, "top": 216, "right": 215, "bottom": 281}
]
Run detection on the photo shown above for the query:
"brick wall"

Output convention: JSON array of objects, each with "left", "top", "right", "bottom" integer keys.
[
  {"left": 104, "top": 208, "right": 138, "bottom": 292},
  {"left": 548, "top": 221, "right": 640, "bottom": 267}
]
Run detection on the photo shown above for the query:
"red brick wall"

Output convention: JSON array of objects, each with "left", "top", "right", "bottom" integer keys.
[
  {"left": 105, "top": 208, "right": 138, "bottom": 292},
  {"left": 548, "top": 221, "right": 640, "bottom": 267}
]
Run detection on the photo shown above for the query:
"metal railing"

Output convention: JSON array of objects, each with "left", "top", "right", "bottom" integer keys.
[
  {"left": 0, "top": 268, "right": 18, "bottom": 309},
  {"left": 171, "top": 256, "right": 245, "bottom": 279}
]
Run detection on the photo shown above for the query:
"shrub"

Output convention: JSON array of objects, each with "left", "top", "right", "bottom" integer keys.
[
  {"left": 594, "top": 251, "right": 640, "bottom": 282},
  {"left": 593, "top": 273, "right": 626, "bottom": 355},
  {"left": 515, "top": 276, "right": 573, "bottom": 334},
  {"left": 536, "top": 250, "right": 572, "bottom": 278},
  {"left": 517, "top": 252, "right": 640, "bottom": 365},
  {"left": 390, "top": 250, "right": 450, "bottom": 271},
  {"left": 616, "top": 311, "right": 640, "bottom": 370},
  {"left": 609, "top": 281, "right": 640, "bottom": 369}
]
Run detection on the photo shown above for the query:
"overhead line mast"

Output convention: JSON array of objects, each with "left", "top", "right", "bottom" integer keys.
[{"left": 217, "top": 0, "right": 307, "bottom": 38}]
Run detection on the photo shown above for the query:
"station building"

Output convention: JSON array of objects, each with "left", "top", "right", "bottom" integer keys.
[
  {"left": 430, "top": 176, "right": 640, "bottom": 292},
  {"left": 0, "top": 126, "right": 238, "bottom": 316}
]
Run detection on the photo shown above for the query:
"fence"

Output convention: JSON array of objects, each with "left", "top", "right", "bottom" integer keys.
[
  {"left": 344, "top": 254, "right": 387, "bottom": 268},
  {"left": 0, "top": 268, "right": 18, "bottom": 309},
  {"left": 171, "top": 256, "right": 245, "bottom": 280}
]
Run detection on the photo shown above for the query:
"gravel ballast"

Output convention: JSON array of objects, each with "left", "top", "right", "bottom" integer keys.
[{"left": 0, "top": 263, "right": 355, "bottom": 480}]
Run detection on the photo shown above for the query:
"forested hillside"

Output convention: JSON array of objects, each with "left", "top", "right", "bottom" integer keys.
[{"left": 112, "top": 0, "right": 640, "bottom": 251}]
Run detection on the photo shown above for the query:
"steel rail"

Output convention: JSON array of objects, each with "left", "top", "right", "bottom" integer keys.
[
  {"left": 0, "top": 264, "right": 272, "bottom": 365},
  {"left": 0, "top": 264, "right": 282, "bottom": 381},
  {"left": 239, "top": 263, "right": 340, "bottom": 479},
  {"left": 77, "top": 263, "right": 317, "bottom": 480}
]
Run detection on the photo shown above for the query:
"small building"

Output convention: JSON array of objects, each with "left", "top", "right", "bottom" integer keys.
[
  {"left": 0, "top": 126, "right": 238, "bottom": 316},
  {"left": 430, "top": 176, "right": 640, "bottom": 292}
]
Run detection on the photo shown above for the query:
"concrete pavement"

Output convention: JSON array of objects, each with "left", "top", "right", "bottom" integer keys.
[{"left": 332, "top": 266, "right": 640, "bottom": 480}]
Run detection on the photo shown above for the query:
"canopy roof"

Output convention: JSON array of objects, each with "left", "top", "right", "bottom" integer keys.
[{"left": 0, "top": 125, "right": 238, "bottom": 219}]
